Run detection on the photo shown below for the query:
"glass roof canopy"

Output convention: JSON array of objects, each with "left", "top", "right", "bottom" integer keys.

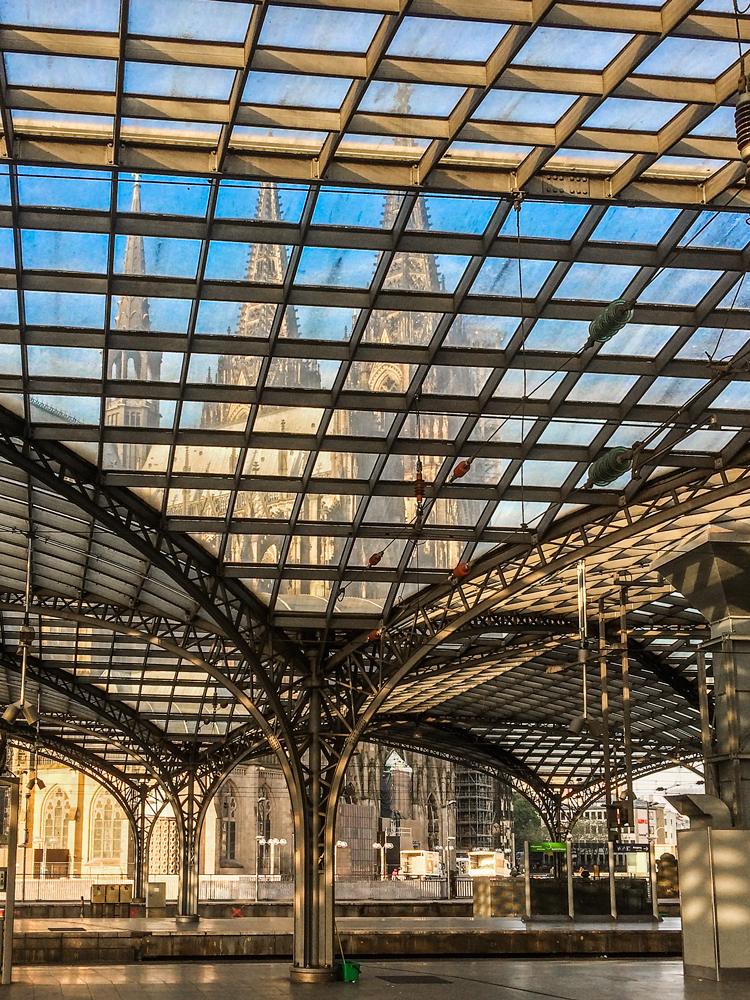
[
  {"left": 0, "top": 1, "right": 749, "bottom": 802},
  {"left": 0, "top": 0, "right": 748, "bottom": 207}
]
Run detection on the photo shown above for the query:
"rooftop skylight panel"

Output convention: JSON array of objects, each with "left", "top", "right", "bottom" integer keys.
[
  {"left": 360, "top": 81, "right": 466, "bottom": 118},
  {"left": 709, "top": 381, "right": 750, "bottom": 409},
  {"left": 230, "top": 126, "right": 328, "bottom": 153},
  {"left": 493, "top": 369, "right": 565, "bottom": 400},
  {"left": 635, "top": 38, "right": 738, "bottom": 80},
  {"left": 599, "top": 323, "right": 677, "bottom": 357},
  {"left": 511, "top": 460, "right": 576, "bottom": 488},
  {"left": 0, "top": 230, "right": 13, "bottom": 270},
  {"left": 5, "top": 53, "right": 117, "bottom": 92},
  {"left": 554, "top": 262, "right": 640, "bottom": 301},
  {"left": 499, "top": 202, "right": 590, "bottom": 240},
  {"left": 172, "top": 445, "right": 242, "bottom": 477},
  {"left": 718, "top": 277, "right": 750, "bottom": 309},
  {"left": 27, "top": 346, "right": 103, "bottom": 381},
  {"left": 258, "top": 6, "right": 382, "bottom": 52},
  {"left": 129, "top": 0, "right": 253, "bottom": 42},
  {"left": 676, "top": 326, "right": 749, "bottom": 359},
  {"left": 445, "top": 314, "right": 518, "bottom": 350},
  {"left": 124, "top": 63, "right": 235, "bottom": 101},
  {"left": 195, "top": 299, "right": 276, "bottom": 338},
  {"left": 567, "top": 373, "right": 638, "bottom": 402},
  {"left": 216, "top": 181, "right": 308, "bottom": 222},
  {"left": 111, "top": 297, "right": 192, "bottom": 334},
  {"left": 642, "top": 155, "right": 728, "bottom": 179},
  {"left": 689, "top": 106, "right": 734, "bottom": 137},
  {"left": 21, "top": 231, "right": 108, "bottom": 274},
  {"left": 288, "top": 305, "right": 358, "bottom": 341},
  {"left": 471, "top": 258, "right": 556, "bottom": 297},
  {"left": 363, "top": 310, "right": 441, "bottom": 346},
  {"left": 445, "top": 141, "right": 534, "bottom": 164},
  {"left": 637, "top": 376, "right": 708, "bottom": 406},
  {"left": 591, "top": 206, "right": 680, "bottom": 244},
  {"left": 0, "top": 0, "right": 119, "bottom": 31},
  {"left": 12, "top": 111, "right": 114, "bottom": 137},
  {"left": 312, "top": 189, "right": 395, "bottom": 229},
  {"left": 382, "top": 253, "right": 470, "bottom": 293},
  {"left": 0, "top": 291, "right": 18, "bottom": 325},
  {"left": 537, "top": 420, "right": 605, "bottom": 446},
  {"left": 513, "top": 27, "right": 631, "bottom": 71},
  {"left": 31, "top": 395, "right": 101, "bottom": 424},
  {"left": 338, "top": 134, "right": 431, "bottom": 155},
  {"left": 120, "top": 120, "right": 221, "bottom": 141},
  {"left": 672, "top": 428, "right": 735, "bottom": 452},
  {"left": 523, "top": 319, "right": 589, "bottom": 352},
  {"left": 114, "top": 235, "right": 202, "bottom": 278},
  {"left": 179, "top": 400, "right": 248, "bottom": 429},
  {"left": 678, "top": 211, "right": 750, "bottom": 250},
  {"left": 638, "top": 267, "right": 723, "bottom": 305},
  {"left": 325, "top": 409, "right": 394, "bottom": 437},
  {"left": 417, "top": 195, "right": 498, "bottom": 235},
  {"left": 490, "top": 500, "right": 548, "bottom": 527},
  {"left": 583, "top": 98, "right": 685, "bottom": 132},
  {"left": 473, "top": 90, "right": 577, "bottom": 124},
  {"left": 187, "top": 352, "right": 259, "bottom": 386},
  {"left": 343, "top": 361, "right": 415, "bottom": 393},
  {"left": 205, "top": 241, "right": 291, "bottom": 283},
  {"left": 118, "top": 175, "right": 210, "bottom": 218},
  {"left": 242, "top": 72, "right": 351, "bottom": 109},
  {"left": 0, "top": 167, "right": 9, "bottom": 206},
  {"left": 422, "top": 365, "right": 493, "bottom": 396},
  {"left": 295, "top": 247, "right": 378, "bottom": 288},
  {"left": 24, "top": 291, "right": 105, "bottom": 329},
  {"left": 386, "top": 16, "right": 509, "bottom": 62},
  {"left": 0, "top": 345, "right": 21, "bottom": 377}
]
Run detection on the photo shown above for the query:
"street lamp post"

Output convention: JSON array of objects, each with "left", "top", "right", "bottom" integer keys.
[
  {"left": 372, "top": 841, "right": 393, "bottom": 881},
  {"left": 257, "top": 837, "right": 287, "bottom": 878},
  {"left": 335, "top": 840, "right": 347, "bottom": 877}
]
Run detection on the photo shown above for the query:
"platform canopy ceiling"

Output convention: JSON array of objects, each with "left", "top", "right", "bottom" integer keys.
[{"left": 0, "top": 0, "right": 748, "bottom": 809}]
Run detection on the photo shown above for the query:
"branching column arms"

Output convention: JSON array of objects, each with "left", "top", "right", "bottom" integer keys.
[{"left": 0, "top": 407, "right": 306, "bottom": 798}]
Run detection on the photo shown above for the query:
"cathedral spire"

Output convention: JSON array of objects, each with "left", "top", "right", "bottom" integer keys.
[{"left": 115, "top": 175, "right": 151, "bottom": 333}]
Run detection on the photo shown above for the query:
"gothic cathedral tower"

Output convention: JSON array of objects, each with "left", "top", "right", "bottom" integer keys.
[{"left": 105, "top": 177, "right": 163, "bottom": 470}]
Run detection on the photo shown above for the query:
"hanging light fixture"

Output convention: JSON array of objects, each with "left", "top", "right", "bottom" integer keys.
[{"left": 3, "top": 535, "right": 40, "bottom": 726}]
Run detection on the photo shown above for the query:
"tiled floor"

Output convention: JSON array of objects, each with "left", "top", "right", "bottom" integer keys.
[{"left": 4, "top": 959, "right": 747, "bottom": 999}]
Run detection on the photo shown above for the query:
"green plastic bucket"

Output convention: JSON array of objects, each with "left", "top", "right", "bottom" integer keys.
[{"left": 337, "top": 960, "right": 361, "bottom": 983}]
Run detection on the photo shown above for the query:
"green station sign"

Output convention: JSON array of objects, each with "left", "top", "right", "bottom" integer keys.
[{"left": 528, "top": 842, "right": 567, "bottom": 853}]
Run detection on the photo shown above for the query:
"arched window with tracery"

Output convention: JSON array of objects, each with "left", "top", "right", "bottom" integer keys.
[
  {"left": 43, "top": 787, "right": 70, "bottom": 848},
  {"left": 90, "top": 789, "right": 124, "bottom": 861},
  {"left": 257, "top": 783, "right": 272, "bottom": 874},
  {"left": 218, "top": 781, "right": 238, "bottom": 861},
  {"left": 427, "top": 795, "right": 439, "bottom": 852}
]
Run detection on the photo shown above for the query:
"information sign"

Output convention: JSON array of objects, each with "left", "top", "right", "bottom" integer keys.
[
  {"left": 614, "top": 843, "right": 650, "bottom": 853},
  {"left": 528, "top": 842, "right": 567, "bottom": 853}
]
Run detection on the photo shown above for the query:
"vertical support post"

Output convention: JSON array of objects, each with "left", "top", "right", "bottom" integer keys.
[
  {"left": 2, "top": 779, "right": 19, "bottom": 985},
  {"left": 598, "top": 598, "right": 613, "bottom": 834},
  {"left": 619, "top": 585, "right": 634, "bottom": 829},
  {"left": 722, "top": 635, "right": 744, "bottom": 825},
  {"left": 523, "top": 841, "right": 531, "bottom": 921},
  {"left": 649, "top": 841, "right": 660, "bottom": 922},
  {"left": 696, "top": 649, "right": 718, "bottom": 798},
  {"left": 608, "top": 841, "right": 617, "bottom": 921},
  {"left": 176, "top": 771, "right": 200, "bottom": 921},
  {"left": 566, "top": 840, "right": 574, "bottom": 921},
  {"left": 134, "top": 784, "right": 147, "bottom": 901},
  {"left": 290, "top": 664, "right": 337, "bottom": 982}
]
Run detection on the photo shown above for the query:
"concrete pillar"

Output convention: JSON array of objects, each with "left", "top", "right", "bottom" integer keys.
[
  {"left": 655, "top": 530, "right": 750, "bottom": 826},
  {"left": 655, "top": 530, "right": 750, "bottom": 982}
]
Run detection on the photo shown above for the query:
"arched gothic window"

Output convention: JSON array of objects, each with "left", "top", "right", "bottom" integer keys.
[
  {"left": 90, "top": 790, "right": 124, "bottom": 861},
  {"left": 427, "top": 795, "right": 439, "bottom": 852},
  {"left": 257, "top": 783, "right": 272, "bottom": 874},
  {"left": 43, "top": 788, "right": 70, "bottom": 848},
  {"left": 218, "top": 781, "right": 238, "bottom": 861}
]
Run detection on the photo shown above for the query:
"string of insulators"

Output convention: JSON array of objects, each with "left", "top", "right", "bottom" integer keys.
[
  {"left": 449, "top": 458, "right": 472, "bottom": 483},
  {"left": 585, "top": 446, "right": 634, "bottom": 488},
  {"left": 737, "top": 93, "right": 750, "bottom": 163},
  {"left": 414, "top": 458, "right": 425, "bottom": 508},
  {"left": 452, "top": 561, "right": 471, "bottom": 580},
  {"left": 368, "top": 551, "right": 384, "bottom": 567},
  {"left": 368, "top": 628, "right": 381, "bottom": 643},
  {"left": 587, "top": 299, "right": 635, "bottom": 345}
]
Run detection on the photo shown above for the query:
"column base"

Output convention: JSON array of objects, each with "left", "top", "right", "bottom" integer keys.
[
  {"left": 175, "top": 914, "right": 200, "bottom": 925},
  {"left": 289, "top": 966, "right": 336, "bottom": 983}
]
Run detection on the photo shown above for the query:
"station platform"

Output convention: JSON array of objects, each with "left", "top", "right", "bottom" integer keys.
[
  {"left": 5, "top": 957, "right": 737, "bottom": 1000},
  {"left": 8, "top": 915, "right": 682, "bottom": 965}
]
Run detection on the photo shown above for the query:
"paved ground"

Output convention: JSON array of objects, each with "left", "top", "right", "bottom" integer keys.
[{"left": 3, "top": 958, "right": 746, "bottom": 999}]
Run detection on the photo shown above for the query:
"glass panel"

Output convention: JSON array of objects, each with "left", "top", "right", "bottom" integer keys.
[
  {"left": 514, "top": 28, "right": 630, "bottom": 70},
  {"left": 0, "top": 0, "right": 119, "bottom": 30},
  {"left": 499, "top": 202, "right": 590, "bottom": 240},
  {"left": 554, "top": 263, "right": 639, "bottom": 301},
  {"left": 290, "top": 305, "right": 358, "bottom": 341},
  {"left": 638, "top": 377, "right": 707, "bottom": 406},
  {"left": 196, "top": 301, "right": 278, "bottom": 338},
  {"left": 567, "top": 373, "right": 638, "bottom": 402},
  {"left": 494, "top": 370, "right": 566, "bottom": 400},
  {"left": 259, "top": 6, "right": 381, "bottom": 51},
  {"left": 363, "top": 310, "right": 441, "bottom": 346},
  {"left": 584, "top": 99, "right": 684, "bottom": 131},
  {"left": 18, "top": 167, "right": 111, "bottom": 211},
  {"left": 474, "top": 91, "right": 577, "bottom": 124},
  {"left": 296, "top": 247, "right": 378, "bottom": 287},
  {"left": 445, "top": 314, "right": 518, "bottom": 349},
  {"left": 216, "top": 182, "right": 308, "bottom": 222},
  {"left": 130, "top": 0, "right": 252, "bottom": 41},
  {"left": 5, "top": 53, "right": 116, "bottom": 91},
  {"left": 636, "top": 38, "right": 737, "bottom": 79},
  {"left": 312, "top": 189, "right": 395, "bottom": 229},
  {"left": 118, "top": 174, "right": 210, "bottom": 217},
  {"left": 124, "top": 63, "right": 235, "bottom": 101},
  {"left": 205, "top": 242, "right": 290, "bottom": 283},
  {"left": 114, "top": 235, "right": 201, "bottom": 278},
  {"left": 28, "top": 346, "right": 103, "bottom": 380},
  {"left": 383, "top": 253, "right": 470, "bottom": 293},
  {"left": 421, "top": 365, "right": 492, "bottom": 395},
  {"left": 387, "top": 17, "right": 508, "bottom": 61},
  {"left": 471, "top": 258, "right": 555, "bottom": 297},
  {"left": 21, "top": 231, "right": 108, "bottom": 273},
  {"left": 591, "top": 206, "right": 680, "bottom": 244},
  {"left": 243, "top": 72, "right": 351, "bottom": 109},
  {"left": 360, "top": 82, "right": 465, "bottom": 117},
  {"left": 25, "top": 292, "right": 105, "bottom": 328},
  {"left": 639, "top": 268, "right": 722, "bottom": 306}
]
